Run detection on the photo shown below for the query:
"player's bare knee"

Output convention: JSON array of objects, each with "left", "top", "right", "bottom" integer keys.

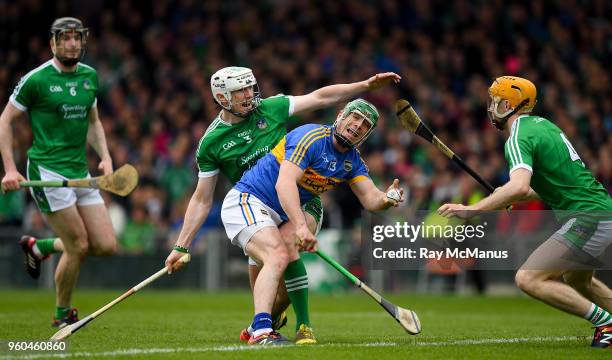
[
  {"left": 92, "top": 241, "right": 117, "bottom": 256},
  {"left": 67, "top": 238, "right": 89, "bottom": 258},
  {"left": 265, "top": 245, "right": 289, "bottom": 274},
  {"left": 515, "top": 270, "right": 538, "bottom": 293}
]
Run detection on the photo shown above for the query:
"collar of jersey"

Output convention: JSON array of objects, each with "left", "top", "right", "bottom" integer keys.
[
  {"left": 216, "top": 112, "right": 253, "bottom": 127},
  {"left": 511, "top": 114, "right": 529, "bottom": 133},
  {"left": 49, "top": 58, "right": 83, "bottom": 74},
  {"left": 49, "top": 59, "right": 62, "bottom": 73}
]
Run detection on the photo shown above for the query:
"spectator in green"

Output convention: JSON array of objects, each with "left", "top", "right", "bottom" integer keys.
[{"left": 119, "top": 206, "right": 156, "bottom": 255}]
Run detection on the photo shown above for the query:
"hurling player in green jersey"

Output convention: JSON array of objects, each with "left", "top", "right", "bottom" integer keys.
[
  {"left": 438, "top": 76, "right": 612, "bottom": 348},
  {"left": 165, "top": 66, "right": 400, "bottom": 343},
  {"left": 0, "top": 17, "right": 116, "bottom": 328}
]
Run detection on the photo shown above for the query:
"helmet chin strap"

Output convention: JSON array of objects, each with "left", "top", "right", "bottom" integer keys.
[
  {"left": 492, "top": 99, "right": 529, "bottom": 131},
  {"left": 333, "top": 131, "right": 353, "bottom": 150}
]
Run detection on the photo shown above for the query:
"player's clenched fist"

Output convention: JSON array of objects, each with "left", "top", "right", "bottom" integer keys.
[
  {"left": 1, "top": 170, "right": 26, "bottom": 192},
  {"left": 295, "top": 224, "right": 317, "bottom": 252},
  {"left": 165, "top": 250, "right": 188, "bottom": 274}
]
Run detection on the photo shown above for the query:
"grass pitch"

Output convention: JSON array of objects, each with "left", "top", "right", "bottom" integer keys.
[{"left": 0, "top": 290, "right": 608, "bottom": 359}]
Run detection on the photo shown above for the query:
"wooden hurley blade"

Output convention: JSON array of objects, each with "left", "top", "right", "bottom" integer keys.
[
  {"left": 396, "top": 306, "right": 422, "bottom": 335},
  {"left": 395, "top": 99, "right": 421, "bottom": 133},
  {"left": 50, "top": 323, "right": 75, "bottom": 341},
  {"left": 50, "top": 316, "right": 93, "bottom": 341},
  {"left": 96, "top": 164, "right": 139, "bottom": 196}
]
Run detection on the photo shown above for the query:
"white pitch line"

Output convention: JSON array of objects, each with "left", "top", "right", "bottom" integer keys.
[
  {"left": 0, "top": 337, "right": 586, "bottom": 360},
  {"left": 414, "top": 336, "right": 585, "bottom": 347}
]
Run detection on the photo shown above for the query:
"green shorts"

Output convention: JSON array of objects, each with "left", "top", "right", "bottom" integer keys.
[
  {"left": 556, "top": 216, "right": 612, "bottom": 259},
  {"left": 303, "top": 195, "right": 324, "bottom": 235}
]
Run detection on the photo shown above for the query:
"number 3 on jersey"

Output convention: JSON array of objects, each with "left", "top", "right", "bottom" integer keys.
[{"left": 560, "top": 132, "right": 584, "bottom": 166}]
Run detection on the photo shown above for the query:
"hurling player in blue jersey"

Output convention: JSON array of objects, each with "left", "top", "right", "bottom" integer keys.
[{"left": 221, "top": 98, "right": 404, "bottom": 345}]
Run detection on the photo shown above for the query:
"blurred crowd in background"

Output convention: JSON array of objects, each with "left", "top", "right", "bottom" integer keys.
[{"left": 0, "top": 0, "right": 610, "bottom": 257}]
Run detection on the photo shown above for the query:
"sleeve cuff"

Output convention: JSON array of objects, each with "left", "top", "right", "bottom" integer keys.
[
  {"left": 509, "top": 164, "right": 533, "bottom": 174},
  {"left": 9, "top": 96, "right": 27, "bottom": 112},
  {"left": 198, "top": 169, "right": 219, "bottom": 178},
  {"left": 348, "top": 175, "right": 369, "bottom": 185},
  {"left": 287, "top": 96, "right": 295, "bottom": 117},
  {"left": 92, "top": 97, "right": 98, "bottom": 108}
]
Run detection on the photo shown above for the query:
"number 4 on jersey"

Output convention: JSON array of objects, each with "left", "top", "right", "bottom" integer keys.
[{"left": 560, "top": 132, "right": 584, "bottom": 167}]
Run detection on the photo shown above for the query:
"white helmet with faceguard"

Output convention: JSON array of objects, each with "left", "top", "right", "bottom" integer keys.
[
  {"left": 50, "top": 17, "right": 89, "bottom": 67},
  {"left": 333, "top": 98, "right": 379, "bottom": 149},
  {"left": 210, "top": 67, "right": 261, "bottom": 116}
]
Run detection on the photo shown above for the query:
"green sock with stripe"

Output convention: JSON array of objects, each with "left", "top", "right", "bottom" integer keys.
[
  {"left": 55, "top": 306, "right": 71, "bottom": 320},
  {"left": 585, "top": 303, "right": 612, "bottom": 327},
  {"left": 284, "top": 258, "right": 310, "bottom": 331},
  {"left": 34, "top": 238, "right": 59, "bottom": 257}
]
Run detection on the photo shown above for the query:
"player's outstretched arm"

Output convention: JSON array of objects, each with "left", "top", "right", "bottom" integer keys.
[
  {"left": 438, "top": 168, "right": 533, "bottom": 218},
  {"left": 0, "top": 102, "right": 27, "bottom": 192},
  {"left": 276, "top": 160, "right": 317, "bottom": 252},
  {"left": 291, "top": 72, "right": 401, "bottom": 115},
  {"left": 350, "top": 178, "right": 405, "bottom": 211},
  {"left": 87, "top": 106, "right": 113, "bottom": 175},
  {"left": 165, "top": 176, "right": 217, "bottom": 273}
]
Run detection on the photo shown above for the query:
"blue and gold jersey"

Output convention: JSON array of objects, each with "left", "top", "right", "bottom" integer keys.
[{"left": 235, "top": 124, "right": 370, "bottom": 220}]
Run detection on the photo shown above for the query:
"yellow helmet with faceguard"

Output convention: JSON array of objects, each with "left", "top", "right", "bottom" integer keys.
[{"left": 487, "top": 76, "right": 537, "bottom": 130}]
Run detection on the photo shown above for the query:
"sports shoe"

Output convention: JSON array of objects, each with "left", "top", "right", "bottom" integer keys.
[
  {"left": 19, "top": 235, "right": 46, "bottom": 279},
  {"left": 295, "top": 324, "right": 317, "bottom": 345},
  {"left": 591, "top": 324, "right": 612, "bottom": 348},
  {"left": 52, "top": 308, "right": 79, "bottom": 329},
  {"left": 239, "top": 311, "right": 288, "bottom": 343},
  {"left": 248, "top": 331, "right": 291, "bottom": 346},
  {"left": 239, "top": 328, "right": 251, "bottom": 342},
  {"left": 272, "top": 311, "right": 288, "bottom": 331}
]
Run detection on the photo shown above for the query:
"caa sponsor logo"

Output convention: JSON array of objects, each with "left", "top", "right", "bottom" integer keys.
[
  {"left": 49, "top": 85, "right": 63, "bottom": 93},
  {"left": 223, "top": 140, "right": 237, "bottom": 150}
]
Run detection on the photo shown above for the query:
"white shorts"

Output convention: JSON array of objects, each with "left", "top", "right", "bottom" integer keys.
[
  {"left": 27, "top": 162, "right": 104, "bottom": 213},
  {"left": 221, "top": 189, "right": 283, "bottom": 255}
]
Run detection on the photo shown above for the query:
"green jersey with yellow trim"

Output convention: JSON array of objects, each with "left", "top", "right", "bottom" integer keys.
[
  {"left": 9, "top": 59, "right": 98, "bottom": 178},
  {"left": 504, "top": 115, "right": 612, "bottom": 216},
  {"left": 196, "top": 95, "right": 295, "bottom": 184}
]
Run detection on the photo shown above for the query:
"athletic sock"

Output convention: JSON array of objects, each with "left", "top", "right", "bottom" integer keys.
[
  {"left": 35, "top": 238, "right": 59, "bottom": 257},
  {"left": 585, "top": 303, "right": 612, "bottom": 327},
  {"left": 55, "top": 306, "right": 71, "bottom": 320},
  {"left": 247, "top": 325, "right": 253, "bottom": 336},
  {"left": 284, "top": 258, "right": 310, "bottom": 331},
  {"left": 251, "top": 312, "right": 272, "bottom": 338}
]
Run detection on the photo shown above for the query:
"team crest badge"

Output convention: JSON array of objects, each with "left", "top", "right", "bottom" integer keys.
[
  {"left": 256, "top": 118, "right": 267, "bottom": 129},
  {"left": 344, "top": 160, "right": 352, "bottom": 172},
  {"left": 83, "top": 80, "right": 91, "bottom": 90}
]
